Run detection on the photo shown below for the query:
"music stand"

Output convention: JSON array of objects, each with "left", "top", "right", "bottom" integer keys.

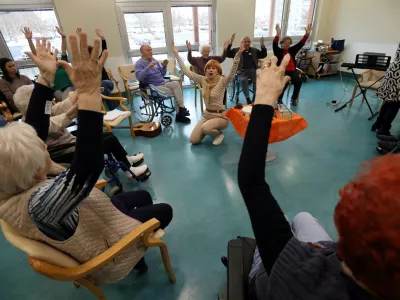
[{"left": 335, "top": 54, "right": 391, "bottom": 120}]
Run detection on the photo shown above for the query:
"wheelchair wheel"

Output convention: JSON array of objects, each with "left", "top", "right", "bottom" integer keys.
[
  {"left": 108, "top": 184, "right": 123, "bottom": 197},
  {"left": 161, "top": 115, "right": 173, "bottom": 127},
  {"left": 132, "top": 90, "right": 155, "bottom": 123},
  {"left": 227, "top": 80, "right": 236, "bottom": 101}
]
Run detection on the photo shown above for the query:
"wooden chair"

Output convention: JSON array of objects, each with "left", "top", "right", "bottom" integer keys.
[
  {"left": 101, "top": 94, "right": 136, "bottom": 138},
  {"left": 105, "top": 67, "right": 123, "bottom": 98},
  {"left": 157, "top": 58, "right": 183, "bottom": 89},
  {"left": 0, "top": 180, "right": 176, "bottom": 300},
  {"left": 190, "top": 65, "right": 204, "bottom": 113},
  {"left": 349, "top": 69, "right": 385, "bottom": 106},
  {"left": 118, "top": 64, "right": 141, "bottom": 107},
  {"left": 0, "top": 101, "right": 22, "bottom": 123}
]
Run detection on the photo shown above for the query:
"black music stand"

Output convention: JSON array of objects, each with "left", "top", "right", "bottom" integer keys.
[{"left": 335, "top": 54, "right": 391, "bottom": 120}]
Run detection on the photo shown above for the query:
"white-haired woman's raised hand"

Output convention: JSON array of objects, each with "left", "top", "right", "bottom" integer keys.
[
  {"left": 305, "top": 24, "right": 312, "bottom": 35},
  {"left": 255, "top": 54, "right": 291, "bottom": 107},
  {"left": 186, "top": 40, "right": 192, "bottom": 51},
  {"left": 25, "top": 38, "right": 58, "bottom": 87},
  {"left": 275, "top": 24, "right": 281, "bottom": 36},
  {"left": 58, "top": 31, "right": 108, "bottom": 112}
]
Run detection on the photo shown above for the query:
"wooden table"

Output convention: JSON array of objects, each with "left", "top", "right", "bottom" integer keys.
[{"left": 226, "top": 106, "right": 308, "bottom": 161}]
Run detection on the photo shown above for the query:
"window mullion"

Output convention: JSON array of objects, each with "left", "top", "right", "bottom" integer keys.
[{"left": 282, "top": 0, "right": 291, "bottom": 36}]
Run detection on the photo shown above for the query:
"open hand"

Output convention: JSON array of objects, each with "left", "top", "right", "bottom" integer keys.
[
  {"left": 275, "top": 24, "right": 281, "bottom": 36},
  {"left": 76, "top": 28, "right": 83, "bottom": 37},
  {"left": 231, "top": 33, "right": 236, "bottom": 44},
  {"left": 223, "top": 39, "right": 230, "bottom": 50},
  {"left": 172, "top": 41, "right": 179, "bottom": 56},
  {"left": 56, "top": 26, "right": 66, "bottom": 37},
  {"left": 186, "top": 40, "right": 192, "bottom": 51},
  {"left": 95, "top": 28, "right": 105, "bottom": 40},
  {"left": 22, "top": 27, "right": 33, "bottom": 40},
  {"left": 25, "top": 38, "right": 58, "bottom": 84},
  {"left": 305, "top": 24, "right": 312, "bottom": 35},
  {"left": 255, "top": 54, "right": 291, "bottom": 107},
  {"left": 260, "top": 36, "right": 265, "bottom": 46},
  {"left": 58, "top": 31, "right": 108, "bottom": 96}
]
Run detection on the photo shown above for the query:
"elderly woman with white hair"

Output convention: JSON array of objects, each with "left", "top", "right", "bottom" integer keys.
[
  {"left": 186, "top": 39, "right": 230, "bottom": 76},
  {"left": 0, "top": 33, "right": 173, "bottom": 280},
  {"left": 13, "top": 84, "right": 150, "bottom": 181}
]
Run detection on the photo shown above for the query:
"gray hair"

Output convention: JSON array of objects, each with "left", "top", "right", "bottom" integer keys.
[
  {"left": 14, "top": 84, "right": 34, "bottom": 116},
  {"left": 200, "top": 44, "right": 212, "bottom": 55},
  {"left": 0, "top": 122, "right": 46, "bottom": 199}
]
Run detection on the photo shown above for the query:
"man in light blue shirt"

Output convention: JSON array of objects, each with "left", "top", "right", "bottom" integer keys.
[{"left": 135, "top": 45, "right": 190, "bottom": 123}]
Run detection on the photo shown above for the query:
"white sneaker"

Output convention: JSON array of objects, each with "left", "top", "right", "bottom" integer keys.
[
  {"left": 213, "top": 133, "right": 225, "bottom": 146},
  {"left": 125, "top": 164, "right": 148, "bottom": 178},
  {"left": 127, "top": 153, "right": 144, "bottom": 165}
]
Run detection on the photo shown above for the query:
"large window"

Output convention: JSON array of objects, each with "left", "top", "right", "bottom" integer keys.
[
  {"left": 254, "top": 0, "right": 316, "bottom": 38},
  {"left": 171, "top": 6, "right": 212, "bottom": 47},
  {"left": 124, "top": 12, "right": 166, "bottom": 51},
  {"left": 254, "top": 0, "right": 285, "bottom": 38},
  {"left": 0, "top": 10, "right": 60, "bottom": 63},
  {"left": 287, "top": 0, "right": 316, "bottom": 36}
]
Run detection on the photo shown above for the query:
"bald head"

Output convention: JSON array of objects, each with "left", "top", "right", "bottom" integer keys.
[
  {"left": 242, "top": 36, "right": 251, "bottom": 50},
  {"left": 140, "top": 44, "right": 153, "bottom": 60}
]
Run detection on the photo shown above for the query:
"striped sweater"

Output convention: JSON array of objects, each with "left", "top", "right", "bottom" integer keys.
[{"left": 175, "top": 51, "right": 240, "bottom": 114}]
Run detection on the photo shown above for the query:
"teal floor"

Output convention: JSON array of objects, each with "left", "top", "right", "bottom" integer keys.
[{"left": 1, "top": 76, "right": 399, "bottom": 299}]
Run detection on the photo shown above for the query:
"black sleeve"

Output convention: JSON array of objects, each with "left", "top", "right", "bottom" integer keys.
[
  {"left": 273, "top": 40, "right": 281, "bottom": 57},
  {"left": 25, "top": 82, "right": 53, "bottom": 142},
  {"left": 257, "top": 46, "right": 267, "bottom": 59},
  {"left": 226, "top": 45, "right": 236, "bottom": 58},
  {"left": 238, "top": 104, "right": 293, "bottom": 274},
  {"left": 101, "top": 39, "right": 107, "bottom": 56}
]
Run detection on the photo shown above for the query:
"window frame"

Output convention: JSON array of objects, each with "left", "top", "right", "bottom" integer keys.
[
  {"left": 0, "top": 5, "right": 62, "bottom": 71},
  {"left": 253, "top": 0, "right": 317, "bottom": 45},
  {"left": 115, "top": 1, "right": 215, "bottom": 61}
]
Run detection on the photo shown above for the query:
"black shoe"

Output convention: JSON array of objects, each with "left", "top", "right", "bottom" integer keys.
[
  {"left": 371, "top": 122, "right": 379, "bottom": 132},
  {"left": 291, "top": 98, "right": 298, "bottom": 106},
  {"left": 134, "top": 258, "right": 149, "bottom": 275},
  {"left": 176, "top": 114, "right": 191, "bottom": 124},
  {"left": 221, "top": 256, "right": 228, "bottom": 268},
  {"left": 277, "top": 98, "right": 283, "bottom": 105},
  {"left": 377, "top": 140, "right": 400, "bottom": 152},
  {"left": 377, "top": 129, "right": 391, "bottom": 137},
  {"left": 377, "top": 133, "right": 400, "bottom": 142},
  {"left": 179, "top": 107, "right": 190, "bottom": 117},
  {"left": 246, "top": 97, "right": 252, "bottom": 105}
]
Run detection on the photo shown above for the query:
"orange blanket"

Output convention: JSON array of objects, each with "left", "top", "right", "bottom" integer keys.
[{"left": 226, "top": 106, "right": 308, "bottom": 144}]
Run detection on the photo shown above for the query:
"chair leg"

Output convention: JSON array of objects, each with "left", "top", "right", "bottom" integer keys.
[
  {"left": 194, "top": 86, "right": 197, "bottom": 108},
  {"left": 75, "top": 278, "right": 106, "bottom": 300},
  {"left": 159, "top": 243, "right": 176, "bottom": 284},
  {"left": 349, "top": 85, "right": 358, "bottom": 106},
  {"left": 200, "top": 89, "right": 204, "bottom": 114},
  {"left": 128, "top": 117, "right": 136, "bottom": 139}
]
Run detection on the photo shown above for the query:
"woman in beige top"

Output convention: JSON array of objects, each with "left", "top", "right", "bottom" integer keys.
[{"left": 173, "top": 41, "right": 244, "bottom": 145}]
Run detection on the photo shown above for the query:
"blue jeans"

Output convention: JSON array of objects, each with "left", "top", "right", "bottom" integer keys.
[{"left": 101, "top": 80, "right": 114, "bottom": 96}]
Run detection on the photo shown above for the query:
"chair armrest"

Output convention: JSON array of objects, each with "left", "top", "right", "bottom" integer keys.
[
  {"left": 28, "top": 218, "right": 161, "bottom": 281},
  {"left": 95, "top": 179, "right": 107, "bottom": 190},
  {"left": 101, "top": 95, "right": 128, "bottom": 102}
]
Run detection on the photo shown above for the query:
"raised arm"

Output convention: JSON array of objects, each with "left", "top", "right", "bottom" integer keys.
[
  {"left": 238, "top": 54, "right": 293, "bottom": 274},
  {"left": 211, "top": 40, "right": 230, "bottom": 63},
  {"left": 24, "top": 38, "right": 58, "bottom": 141},
  {"left": 223, "top": 41, "right": 244, "bottom": 84},
  {"left": 257, "top": 36, "right": 267, "bottom": 59},
  {"left": 22, "top": 27, "right": 36, "bottom": 56},
  {"left": 291, "top": 24, "right": 312, "bottom": 55},
  {"left": 56, "top": 26, "right": 67, "bottom": 56},
  {"left": 173, "top": 43, "right": 204, "bottom": 84},
  {"left": 95, "top": 28, "right": 107, "bottom": 55},
  {"left": 186, "top": 40, "right": 196, "bottom": 65},
  {"left": 273, "top": 24, "right": 281, "bottom": 54},
  {"left": 28, "top": 32, "right": 108, "bottom": 233},
  {"left": 51, "top": 91, "right": 77, "bottom": 116}
]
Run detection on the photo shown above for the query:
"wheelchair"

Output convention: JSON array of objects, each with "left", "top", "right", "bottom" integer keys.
[
  {"left": 227, "top": 73, "right": 255, "bottom": 104},
  {"left": 128, "top": 82, "right": 176, "bottom": 127},
  {"left": 103, "top": 153, "right": 151, "bottom": 197}
]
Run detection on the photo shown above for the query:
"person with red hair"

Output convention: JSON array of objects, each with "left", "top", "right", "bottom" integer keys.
[
  {"left": 173, "top": 41, "right": 245, "bottom": 146},
  {"left": 239, "top": 53, "right": 400, "bottom": 300}
]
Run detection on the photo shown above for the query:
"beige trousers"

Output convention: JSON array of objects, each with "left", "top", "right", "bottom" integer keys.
[
  {"left": 190, "top": 117, "right": 229, "bottom": 144},
  {"left": 157, "top": 81, "right": 184, "bottom": 112}
]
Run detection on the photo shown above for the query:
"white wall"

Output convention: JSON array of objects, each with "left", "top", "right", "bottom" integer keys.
[
  {"left": 215, "top": 0, "right": 256, "bottom": 73},
  {"left": 314, "top": 0, "right": 400, "bottom": 71},
  {"left": 54, "top": 0, "right": 128, "bottom": 81}
]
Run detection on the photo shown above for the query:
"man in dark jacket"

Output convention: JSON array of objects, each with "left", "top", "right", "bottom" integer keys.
[
  {"left": 227, "top": 36, "right": 267, "bottom": 104},
  {"left": 273, "top": 23, "right": 312, "bottom": 106}
]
